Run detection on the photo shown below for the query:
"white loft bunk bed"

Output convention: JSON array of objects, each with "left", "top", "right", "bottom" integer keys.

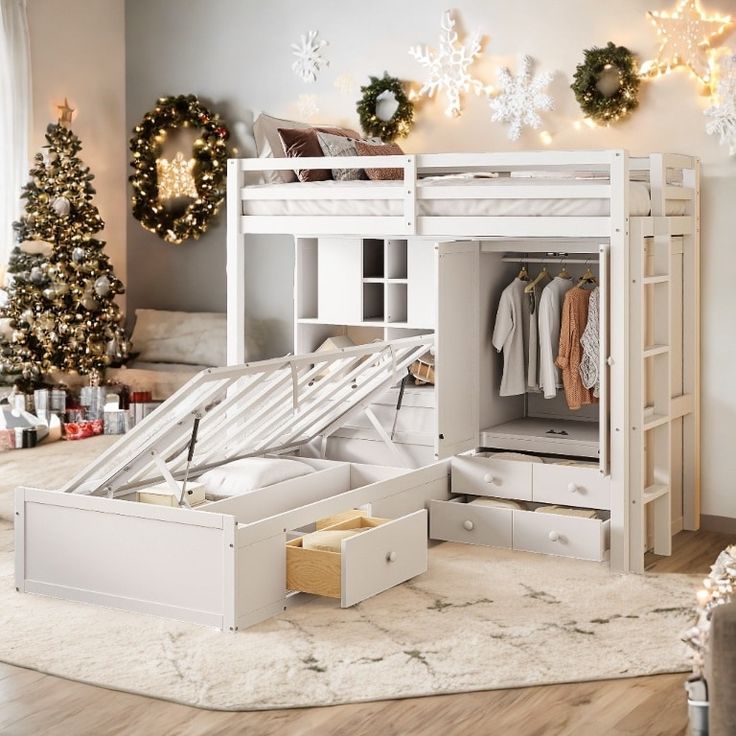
[
  {"left": 14, "top": 150, "right": 700, "bottom": 633},
  {"left": 226, "top": 149, "right": 700, "bottom": 575}
]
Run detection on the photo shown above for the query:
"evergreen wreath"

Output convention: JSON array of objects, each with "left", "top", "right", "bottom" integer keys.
[
  {"left": 571, "top": 43, "right": 641, "bottom": 125},
  {"left": 357, "top": 73, "right": 414, "bottom": 141},
  {"left": 129, "top": 94, "right": 230, "bottom": 244}
]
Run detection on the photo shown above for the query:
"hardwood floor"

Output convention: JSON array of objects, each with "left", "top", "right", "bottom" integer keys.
[{"left": 1, "top": 529, "right": 732, "bottom": 736}]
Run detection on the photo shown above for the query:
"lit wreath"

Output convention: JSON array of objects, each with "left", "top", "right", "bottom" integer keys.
[
  {"left": 356, "top": 73, "right": 415, "bottom": 141},
  {"left": 570, "top": 43, "right": 641, "bottom": 125},
  {"left": 129, "top": 94, "right": 230, "bottom": 244}
]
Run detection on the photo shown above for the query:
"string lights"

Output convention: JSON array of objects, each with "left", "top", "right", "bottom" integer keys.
[{"left": 642, "top": 0, "right": 733, "bottom": 87}]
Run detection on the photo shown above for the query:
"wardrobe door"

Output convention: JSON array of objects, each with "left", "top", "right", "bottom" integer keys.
[
  {"left": 435, "top": 241, "right": 479, "bottom": 458},
  {"left": 599, "top": 243, "right": 610, "bottom": 475}
]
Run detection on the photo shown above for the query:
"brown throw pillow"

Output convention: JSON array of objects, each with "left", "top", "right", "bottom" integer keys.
[
  {"left": 354, "top": 141, "right": 405, "bottom": 180},
  {"left": 278, "top": 127, "right": 361, "bottom": 183}
]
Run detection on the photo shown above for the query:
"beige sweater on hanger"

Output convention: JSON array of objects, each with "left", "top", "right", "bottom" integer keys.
[{"left": 555, "top": 286, "right": 597, "bottom": 411}]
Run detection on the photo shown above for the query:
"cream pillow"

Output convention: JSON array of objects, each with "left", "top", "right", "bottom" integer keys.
[
  {"left": 535, "top": 505, "right": 598, "bottom": 519},
  {"left": 199, "top": 457, "right": 315, "bottom": 497},
  {"left": 132, "top": 309, "right": 226, "bottom": 367}
]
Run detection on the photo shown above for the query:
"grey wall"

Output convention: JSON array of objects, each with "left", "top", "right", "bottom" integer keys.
[{"left": 125, "top": 0, "right": 736, "bottom": 517}]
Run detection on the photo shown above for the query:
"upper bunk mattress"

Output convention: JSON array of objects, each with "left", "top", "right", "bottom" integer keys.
[{"left": 242, "top": 178, "right": 686, "bottom": 218}]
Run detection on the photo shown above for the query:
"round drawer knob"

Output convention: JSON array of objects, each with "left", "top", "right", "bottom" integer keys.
[
  {"left": 568, "top": 483, "right": 581, "bottom": 493},
  {"left": 483, "top": 473, "right": 497, "bottom": 485},
  {"left": 548, "top": 531, "right": 560, "bottom": 542},
  {"left": 386, "top": 551, "right": 397, "bottom": 563},
  {"left": 463, "top": 520, "right": 475, "bottom": 531}
]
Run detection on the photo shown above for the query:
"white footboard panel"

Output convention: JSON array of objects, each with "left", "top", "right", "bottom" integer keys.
[{"left": 15, "top": 487, "right": 237, "bottom": 629}]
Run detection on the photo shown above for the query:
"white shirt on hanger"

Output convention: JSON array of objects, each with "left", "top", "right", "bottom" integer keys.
[
  {"left": 492, "top": 278, "right": 530, "bottom": 397},
  {"left": 538, "top": 276, "right": 574, "bottom": 399}
]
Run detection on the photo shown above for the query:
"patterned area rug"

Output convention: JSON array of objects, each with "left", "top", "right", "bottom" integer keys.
[{"left": 0, "top": 438, "right": 698, "bottom": 710}]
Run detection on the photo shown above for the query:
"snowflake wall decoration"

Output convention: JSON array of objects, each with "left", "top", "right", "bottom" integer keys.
[
  {"left": 643, "top": 0, "right": 732, "bottom": 85},
  {"left": 489, "top": 55, "right": 554, "bottom": 141},
  {"left": 705, "top": 54, "right": 736, "bottom": 153},
  {"left": 409, "top": 11, "right": 485, "bottom": 118},
  {"left": 334, "top": 73, "right": 356, "bottom": 97},
  {"left": 296, "top": 93, "right": 319, "bottom": 121},
  {"left": 291, "top": 30, "right": 328, "bottom": 83}
]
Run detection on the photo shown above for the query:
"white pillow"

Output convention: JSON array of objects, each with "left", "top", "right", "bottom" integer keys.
[
  {"left": 199, "top": 457, "right": 315, "bottom": 497},
  {"left": 132, "top": 309, "right": 226, "bottom": 367},
  {"left": 253, "top": 113, "right": 311, "bottom": 184}
]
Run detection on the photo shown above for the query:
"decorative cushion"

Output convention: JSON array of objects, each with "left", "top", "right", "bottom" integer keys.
[
  {"left": 253, "top": 113, "right": 360, "bottom": 184},
  {"left": 198, "top": 457, "right": 315, "bottom": 497},
  {"left": 301, "top": 528, "right": 366, "bottom": 552},
  {"left": 278, "top": 127, "right": 331, "bottom": 183},
  {"left": 254, "top": 113, "right": 311, "bottom": 184},
  {"left": 278, "top": 126, "right": 362, "bottom": 183},
  {"left": 354, "top": 140, "right": 405, "bottom": 180},
  {"left": 132, "top": 309, "right": 226, "bottom": 367},
  {"left": 316, "top": 131, "right": 365, "bottom": 181}
]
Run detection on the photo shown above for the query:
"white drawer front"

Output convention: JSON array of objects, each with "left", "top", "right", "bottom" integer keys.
[
  {"left": 451, "top": 456, "right": 533, "bottom": 500},
  {"left": 513, "top": 509, "right": 610, "bottom": 561},
  {"left": 532, "top": 464, "right": 611, "bottom": 510},
  {"left": 341, "top": 509, "right": 427, "bottom": 607},
  {"left": 429, "top": 498, "right": 512, "bottom": 548}
]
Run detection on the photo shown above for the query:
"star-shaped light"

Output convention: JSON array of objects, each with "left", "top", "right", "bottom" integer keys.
[
  {"left": 409, "top": 11, "right": 485, "bottom": 117},
  {"left": 57, "top": 98, "right": 75, "bottom": 127},
  {"left": 646, "top": 0, "right": 732, "bottom": 84}
]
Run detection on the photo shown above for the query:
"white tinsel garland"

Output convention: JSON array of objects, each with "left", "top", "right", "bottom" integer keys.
[{"left": 683, "top": 544, "right": 736, "bottom": 676}]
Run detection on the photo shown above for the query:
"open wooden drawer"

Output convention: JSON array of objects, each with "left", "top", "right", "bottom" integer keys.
[{"left": 286, "top": 512, "right": 428, "bottom": 607}]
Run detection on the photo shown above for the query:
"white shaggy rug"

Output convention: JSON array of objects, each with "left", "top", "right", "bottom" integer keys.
[{"left": 0, "top": 437, "right": 699, "bottom": 710}]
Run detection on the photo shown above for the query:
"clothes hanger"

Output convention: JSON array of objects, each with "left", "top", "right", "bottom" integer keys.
[
  {"left": 517, "top": 262, "right": 529, "bottom": 281},
  {"left": 557, "top": 260, "right": 571, "bottom": 279},
  {"left": 524, "top": 265, "right": 550, "bottom": 293},
  {"left": 576, "top": 261, "right": 598, "bottom": 288}
]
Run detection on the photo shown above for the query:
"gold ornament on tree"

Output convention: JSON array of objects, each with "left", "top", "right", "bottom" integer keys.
[
  {"left": 642, "top": 0, "right": 733, "bottom": 86},
  {"left": 156, "top": 151, "right": 198, "bottom": 201}
]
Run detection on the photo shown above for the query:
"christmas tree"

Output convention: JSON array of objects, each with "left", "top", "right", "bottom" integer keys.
[{"left": 0, "top": 106, "right": 126, "bottom": 389}]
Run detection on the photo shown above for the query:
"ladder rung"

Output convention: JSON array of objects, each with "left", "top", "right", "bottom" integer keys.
[
  {"left": 643, "top": 275, "right": 670, "bottom": 285},
  {"left": 643, "top": 484, "right": 670, "bottom": 504},
  {"left": 643, "top": 413, "right": 669, "bottom": 431},
  {"left": 643, "top": 344, "right": 670, "bottom": 359}
]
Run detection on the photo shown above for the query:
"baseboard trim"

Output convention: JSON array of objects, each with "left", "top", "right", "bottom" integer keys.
[{"left": 700, "top": 515, "right": 736, "bottom": 535}]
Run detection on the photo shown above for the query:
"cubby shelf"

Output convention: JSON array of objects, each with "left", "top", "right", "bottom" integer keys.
[{"left": 297, "top": 318, "right": 433, "bottom": 330}]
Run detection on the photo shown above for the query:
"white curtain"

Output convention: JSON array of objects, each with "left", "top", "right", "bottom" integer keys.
[{"left": 0, "top": 0, "right": 31, "bottom": 276}]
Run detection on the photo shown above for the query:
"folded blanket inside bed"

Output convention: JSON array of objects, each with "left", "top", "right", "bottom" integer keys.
[
  {"left": 300, "top": 528, "right": 366, "bottom": 552},
  {"left": 198, "top": 456, "right": 315, "bottom": 497},
  {"left": 469, "top": 497, "right": 528, "bottom": 510},
  {"left": 534, "top": 505, "right": 598, "bottom": 519}
]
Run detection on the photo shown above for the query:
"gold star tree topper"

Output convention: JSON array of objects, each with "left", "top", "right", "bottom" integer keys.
[
  {"left": 646, "top": 0, "right": 732, "bottom": 84},
  {"left": 57, "top": 98, "right": 75, "bottom": 127}
]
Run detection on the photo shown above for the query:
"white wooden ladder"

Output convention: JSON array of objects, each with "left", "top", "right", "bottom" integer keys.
[{"left": 630, "top": 227, "right": 673, "bottom": 569}]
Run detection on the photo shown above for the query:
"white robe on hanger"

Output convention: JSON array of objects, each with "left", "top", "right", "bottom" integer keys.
[
  {"left": 492, "top": 278, "right": 529, "bottom": 397},
  {"left": 537, "top": 276, "right": 574, "bottom": 399}
]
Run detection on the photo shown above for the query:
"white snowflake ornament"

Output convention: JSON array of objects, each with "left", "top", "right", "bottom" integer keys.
[
  {"left": 291, "top": 30, "right": 328, "bottom": 83},
  {"left": 296, "top": 93, "right": 319, "bottom": 121},
  {"left": 409, "top": 11, "right": 485, "bottom": 117},
  {"left": 489, "top": 55, "right": 554, "bottom": 141},
  {"left": 705, "top": 54, "right": 736, "bottom": 154}
]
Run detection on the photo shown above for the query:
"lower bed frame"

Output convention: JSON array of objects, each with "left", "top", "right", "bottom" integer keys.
[{"left": 15, "top": 458, "right": 449, "bottom": 631}]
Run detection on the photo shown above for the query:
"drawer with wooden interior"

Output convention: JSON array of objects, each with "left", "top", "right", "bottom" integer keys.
[{"left": 286, "top": 510, "right": 428, "bottom": 608}]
